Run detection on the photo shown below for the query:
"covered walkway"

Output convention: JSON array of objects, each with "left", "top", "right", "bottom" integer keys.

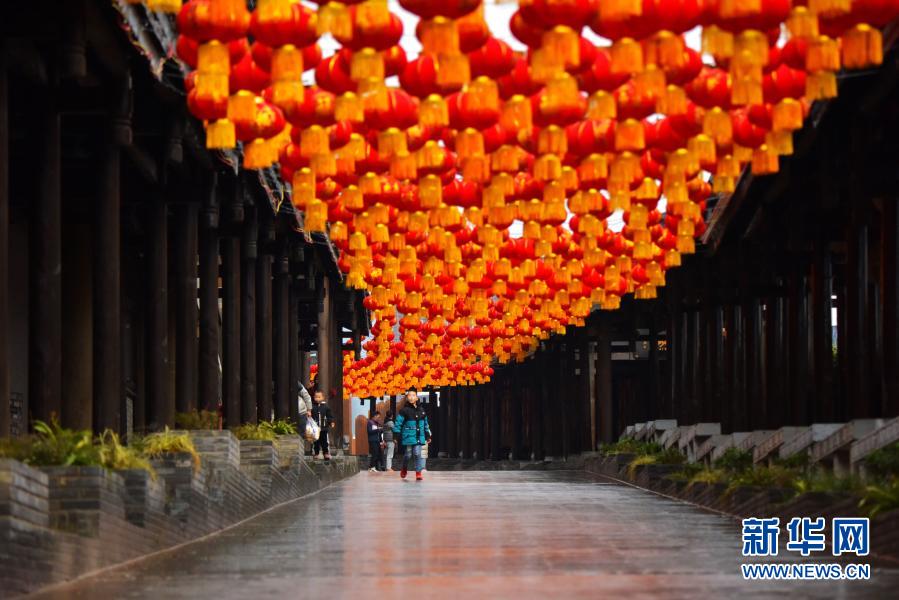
[{"left": 28, "top": 472, "right": 899, "bottom": 599}]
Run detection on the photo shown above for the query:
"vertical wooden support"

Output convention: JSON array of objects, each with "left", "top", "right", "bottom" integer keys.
[
  {"left": 766, "top": 292, "right": 786, "bottom": 428},
  {"left": 883, "top": 200, "right": 899, "bottom": 417},
  {"left": 273, "top": 247, "right": 290, "bottom": 420},
  {"left": 689, "top": 308, "right": 701, "bottom": 423},
  {"left": 198, "top": 175, "right": 220, "bottom": 413},
  {"left": 174, "top": 201, "right": 198, "bottom": 416},
  {"left": 730, "top": 302, "right": 746, "bottom": 431},
  {"left": 315, "top": 274, "right": 331, "bottom": 400},
  {"left": 597, "top": 328, "right": 613, "bottom": 443},
  {"left": 256, "top": 252, "right": 273, "bottom": 422},
  {"left": 221, "top": 237, "right": 240, "bottom": 428},
  {"left": 240, "top": 206, "right": 257, "bottom": 424},
  {"left": 30, "top": 99, "right": 62, "bottom": 425},
  {"left": 0, "top": 52, "right": 7, "bottom": 436},
  {"left": 288, "top": 283, "right": 300, "bottom": 424},
  {"left": 790, "top": 262, "right": 812, "bottom": 425},
  {"left": 93, "top": 79, "right": 129, "bottom": 433},
  {"left": 146, "top": 196, "right": 171, "bottom": 431},
  {"left": 745, "top": 297, "right": 763, "bottom": 430},
  {"left": 847, "top": 222, "right": 870, "bottom": 417}
]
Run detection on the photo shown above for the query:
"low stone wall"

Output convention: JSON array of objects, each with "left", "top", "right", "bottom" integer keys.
[
  {"left": 583, "top": 454, "right": 899, "bottom": 562},
  {"left": 0, "top": 432, "right": 362, "bottom": 598}
]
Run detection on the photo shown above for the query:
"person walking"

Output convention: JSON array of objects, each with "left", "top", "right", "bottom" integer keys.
[
  {"left": 382, "top": 411, "right": 396, "bottom": 471},
  {"left": 394, "top": 390, "right": 431, "bottom": 481},
  {"left": 366, "top": 410, "right": 384, "bottom": 472},
  {"left": 311, "top": 390, "right": 335, "bottom": 461}
]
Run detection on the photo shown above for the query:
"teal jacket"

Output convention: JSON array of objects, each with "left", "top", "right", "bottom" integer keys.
[{"left": 394, "top": 404, "right": 431, "bottom": 446}]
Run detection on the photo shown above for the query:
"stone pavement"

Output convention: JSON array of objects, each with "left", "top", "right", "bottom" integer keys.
[{"left": 26, "top": 471, "right": 899, "bottom": 599}]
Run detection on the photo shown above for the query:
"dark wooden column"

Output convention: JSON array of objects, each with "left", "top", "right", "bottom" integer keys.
[
  {"left": 93, "top": 94, "right": 130, "bottom": 433},
  {"left": 596, "top": 328, "right": 613, "bottom": 443},
  {"left": 847, "top": 221, "right": 870, "bottom": 417},
  {"left": 30, "top": 99, "right": 62, "bottom": 425},
  {"left": 745, "top": 296, "right": 763, "bottom": 430},
  {"left": 221, "top": 236, "right": 240, "bottom": 428},
  {"left": 729, "top": 301, "right": 746, "bottom": 431},
  {"left": 198, "top": 175, "right": 220, "bottom": 413},
  {"left": 0, "top": 52, "right": 8, "bottom": 436},
  {"left": 257, "top": 251, "right": 273, "bottom": 422},
  {"left": 146, "top": 195, "right": 171, "bottom": 431},
  {"left": 273, "top": 246, "right": 290, "bottom": 420},
  {"left": 490, "top": 376, "right": 501, "bottom": 459},
  {"left": 765, "top": 291, "right": 787, "bottom": 428},
  {"left": 790, "top": 260, "right": 812, "bottom": 425},
  {"left": 315, "top": 274, "right": 331, "bottom": 400},
  {"left": 883, "top": 199, "right": 899, "bottom": 417},
  {"left": 688, "top": 307, "right": 701, "bottom": 423},
  {"left": 288, "top": 281, "right": 300, "bottom": 424},
  {"left": 240, "top": 206, "right": 257, "bottom": 424},
  {"left": 460, "top": 387, "right": 471, "bottom": 458},
  {"left": 174, "top": 201, "right": 199, "bottom": 416}
]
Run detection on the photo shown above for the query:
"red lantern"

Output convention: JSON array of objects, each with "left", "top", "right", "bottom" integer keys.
[{"left": 469, "top": 37, "right": 515, "bottom": 79}]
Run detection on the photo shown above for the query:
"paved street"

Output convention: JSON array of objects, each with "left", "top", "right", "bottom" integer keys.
[{"left": 27, "top": 471, "right": 899, "bottom": 599}]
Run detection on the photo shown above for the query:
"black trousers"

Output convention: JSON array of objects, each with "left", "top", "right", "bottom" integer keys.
[
  {"left": 368, "top": 441, "right": 383, "bottom": 469},
  {"left": 313, "top": 431, "right": 329, "bottom": 457}
]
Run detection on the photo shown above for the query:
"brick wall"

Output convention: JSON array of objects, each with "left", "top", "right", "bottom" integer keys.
[{"left": 0, "top": 433, "right": 362, "bottom": 597}]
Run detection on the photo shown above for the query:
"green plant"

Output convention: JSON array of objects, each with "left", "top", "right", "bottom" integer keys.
[
  {"left": 135, "top": 427, "right": 201, "bottom": 472},
  {"left": 726, "top": 465, "right": 798, "bottom": 494},
  {"left": 626, "top": 454, "right": 659, "bottom": 478},
  {"left": 666, "top": 462, "right": 704, "bottom": 482},
  {"left": 688, "top": 467, "right": 727, "bottom": 487},
  {"left": 774, "top": 452, "right": 810, "bottom": 470},
  {"left": 865, "top": 442, "right": 899, "bottom": 480},
  {"left": 600, "top": 438, "right": 662, "bottom": 457},
  {"left": 713, "top": 447, "right": 753, "bottom": 474},
  {"left": 26, "top": 419, "right": 101, "bottom": 467},
  {"left": 174, "top": 409, "right": 220, "bottom": 430},
  {"left": 625, "top": 446, "right": 684, "bottom": 477},
  {"left": 859, "top": 478, "right": 899, "bottom": 518},
  {"left": 261, "top": 419, "right": 298, "bottom": 436},
  {"left": 792, "top": 470, "right": 862, "bottom": 496},
  {"left": 232, "top": 423, "right": 277, "bottom": 441},
  {"left": 97, "top": 431, "right": 156, "bottom": 479}
]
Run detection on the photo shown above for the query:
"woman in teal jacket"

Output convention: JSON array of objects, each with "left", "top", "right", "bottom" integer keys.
[{"left": 393, "top": 390, "right": 431, "bottom": 481}]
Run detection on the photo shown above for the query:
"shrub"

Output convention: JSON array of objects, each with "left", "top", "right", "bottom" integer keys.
[
  {"left": 713, "top": 447, "right": 753, "bottom": 474},
  {"left": 859, "top": 478, "right": 899, "bottom": 518},
  {"left": 625, "top": 446, "right": 685, "bottom": 477},
  {"left": 666, "top": 462, "right": 704, "bottom": 482},
  {"left": 97, "top": 431, "right": 156, "bottom": 479},
  {"left": 262, "top": 419, "right": 298, "bottom": 436},
  {"left": 727, "top": 465, "right": 797, "bottom": 494},
  {"left": 792, "top": 470, "right": 862, "bottom": 496},
  {"left": 626, "top": 454, "right": 659, "bottom": 478},
  {"left": 232, "top": 423, "right": 277, "bottom": 441},
  {"left": 135, "top": 428, "right": 201, "bottom": 472},
  {"left": 174, "top": 410, "right": 220, "bottom": 430},
  {"left": 688, "top": 468, "right": 727, "bottom": 487},
  {"left": 24, "top": 419, "right": 100, "bottom": 467},
  {"left": 865, "top": 442, "right": 899, "bottom": 480},
  {"left": 600, "top": 438, "right": 662, "bottom": 456}
]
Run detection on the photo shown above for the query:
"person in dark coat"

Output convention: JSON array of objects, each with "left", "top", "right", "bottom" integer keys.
[
  {"left": 311, "top": 390, "right": 335, "bottom": 460},
  {"left": 382, "top": 412, "right": 396, "bottom": 471},
  {"left": 393, "top": 390, "right": 431, "bottom": 481},
  {"left": 366, "top": 410, "right": 384, "bottom": 472}
]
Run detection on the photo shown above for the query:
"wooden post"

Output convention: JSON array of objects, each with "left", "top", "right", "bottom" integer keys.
[
  {"left": 198, "top": 175, "right": 220, "bottom": 413},
  {"left": 730, "top": 302, "right": 746, "bottom": 431},
  {"left": 746, "top": 297, "right": 763, "bottom": 430},
  {"left": 146, "top": 196, "right": 171, "bottom": 430},
  {"left": 883, "top": 199, "right": 899, "bottom": 417},
  {"left": 288, "top": 282, "right": 300, "bottom": 424},
  {"left": 240, "top": 206, "right": 257, "bottom": 424},
  {"left": 221, "top": 236, "right": 240, "bottom": 428},
  {"left": 273, "top": 246, "right": 290, "bottom": 420},
  {"left": 174, "top": 201, "right": 199, "bottom": 416},
  {"left": 847, "top": 222, "right": 870, "bottom": 417},
  {"left": 766, "top": 292, "right": 786, "bottom": 428},
  {"left": 597, "top": 328, "right": 613, "bottom": 443},
  {"left": 315, "top": 274, "right": 331, "bottom": 400},
  {"left": 256, "top": 251, "right": 273, "bottom": 423},
  {"left": 0, "top": 53, "right": 8, "bottom": 436},
  {"left": 30, "top": 99, "right": 63, "bottom": 425}
]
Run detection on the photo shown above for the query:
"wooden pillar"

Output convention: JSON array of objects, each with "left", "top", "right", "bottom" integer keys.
[
  {"left": 146, "top": 196, "right": 171, "bottom": 431},
  {"left": 597, "top": 330, "right": 613, "bottom": 443},
  {"left": 0, "top": 54, "right": 6, "bottom": 436},
  {"left": 288, "top": 282, "right": 300, "bottom": 424},
  {"left": 530, "top": 359, "right": 544, "bottom": 459},
  {"left": 315, "top": 274, "right": 332, "bottom": 400},
  {"left": 883, "top": 200, "right": 899, "bottom": 417},
  {"left": 30, "top": 99, "right": 62, "bottom": 425},
  {"left": 847, "top": 222, "right": 870, "bottom": 417},
  {"left": 198, "top": 176, "right": 220, "bottom": 413},
  {"left": 460, "top": 387, "right": 471, "bottom": 458},
  {"left": 730, "top": 302, "right": 746, "bottom": 431},
  {"left": 221, "top": 237, "right": 240, "bottom": 428},
  {"left": 256, "top": 252, "right": 273, "bottom": 422},
  {"left": 689, "top": 307, "right": 701, "bottom": 423},
  {"left": 93, "top": 90, "right": 128, "bottom": 433},
  {"left": 273, "top": 247, "right": 290, "bottom": 420},
  {"left": 745, "top": 297, "right": 763, "bottom": 430},
  {"left": 790, "top": 262, "right": 812, "bottom": 425},
  {"left": 174, "top": 201, "right": 198, "bottom": 416},
  {"left": 766, "top": 292, "right": 786, "bottom": 428},
  {"left": 240, "top": 206, "right": 257, "bottom": 424}
]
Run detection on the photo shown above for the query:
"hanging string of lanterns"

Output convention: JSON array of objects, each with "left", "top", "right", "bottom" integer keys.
[{"left": 139, "top": 0, "right": 898, "bottom": 399}]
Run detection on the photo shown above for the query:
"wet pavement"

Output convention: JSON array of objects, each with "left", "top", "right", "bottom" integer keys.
[{"left": 26, "top": 471, "right": 899, "bottom": 599}]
